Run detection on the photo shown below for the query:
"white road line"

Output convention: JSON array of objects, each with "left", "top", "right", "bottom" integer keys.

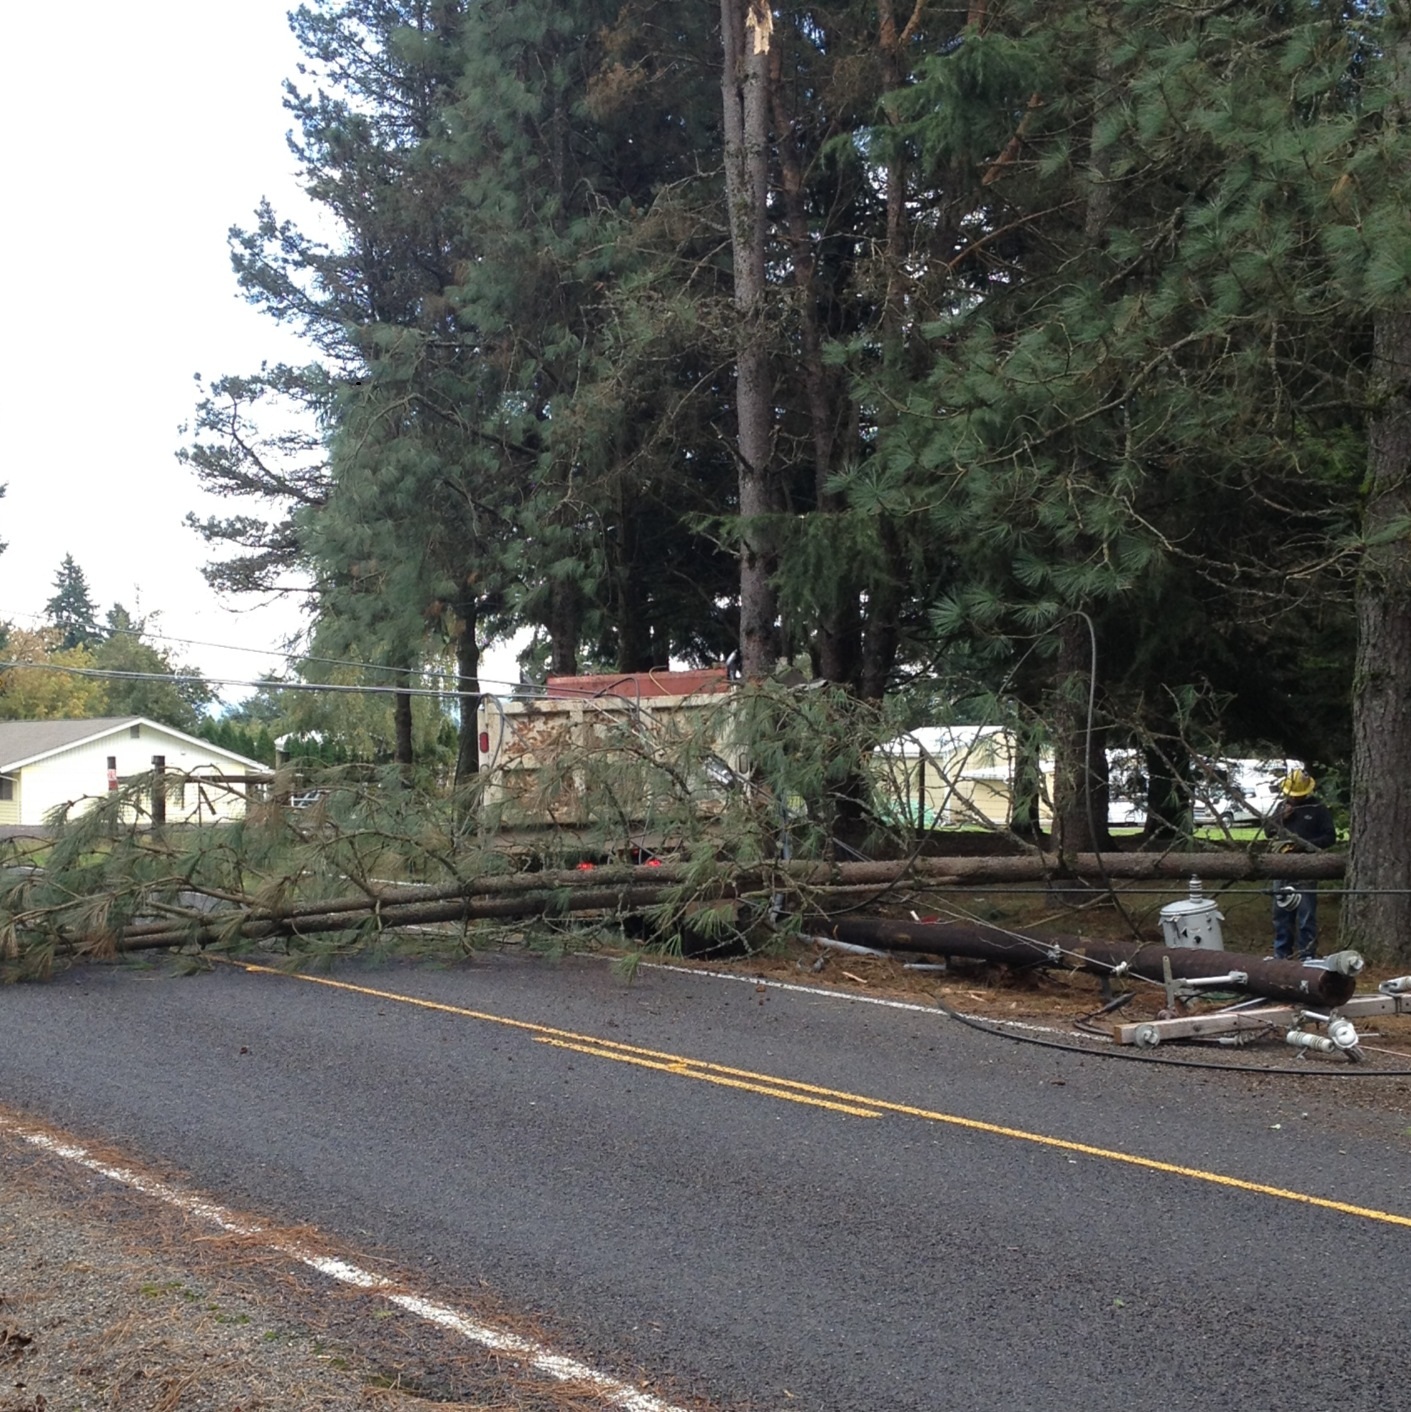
[
  {"left": 0, "top": 1116, "right": 689, "bottom": 1412},
  {"left": 643, "top": 959, "right": 1091, "bottom": 1039}
]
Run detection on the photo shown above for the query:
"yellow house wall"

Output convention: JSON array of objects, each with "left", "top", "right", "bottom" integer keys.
[{"left": 877, "top": 742, "right": 1056, "bottom": 829}]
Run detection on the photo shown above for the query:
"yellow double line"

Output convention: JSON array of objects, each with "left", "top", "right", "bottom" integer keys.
[
  {"left": 535, "top": 1036, "right": 885, "bottom": 1117},
  {"left": 232, "top": 962, "right": 1411, "bottom": 1231}
]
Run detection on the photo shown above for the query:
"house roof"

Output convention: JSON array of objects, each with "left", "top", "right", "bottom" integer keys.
[
  {"left": 0, "top": 717, "right": 268, "bottom": 774},
  {"left": 545, "top": 668, "right": 731, "bottom": 700}
]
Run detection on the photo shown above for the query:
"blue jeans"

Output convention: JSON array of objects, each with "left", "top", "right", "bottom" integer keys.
[{"left": 1273, "top": 881, "right": 1318, "bottom": 960}]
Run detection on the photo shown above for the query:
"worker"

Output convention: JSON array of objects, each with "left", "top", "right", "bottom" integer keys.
[{"left": 1266, "top": 769, "right": 1337, "bottom": 961}]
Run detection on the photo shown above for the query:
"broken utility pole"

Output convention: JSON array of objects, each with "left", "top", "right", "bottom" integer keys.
[{"left": 805, "top": 915, "right": 1361, "bottom": 1009}]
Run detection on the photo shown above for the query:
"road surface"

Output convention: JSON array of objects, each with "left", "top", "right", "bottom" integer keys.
[{"left": 2, "top": 952, "right": 1408, "bottom": 1410}]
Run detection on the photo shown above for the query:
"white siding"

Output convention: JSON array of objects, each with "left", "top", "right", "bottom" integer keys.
[{"left": 16, "top": 727, "right": 262, "bottom": 827}]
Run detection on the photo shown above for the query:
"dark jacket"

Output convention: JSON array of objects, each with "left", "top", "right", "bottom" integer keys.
[{"left": 1267, "top": 797, "right": 1337, "bottom": 853}]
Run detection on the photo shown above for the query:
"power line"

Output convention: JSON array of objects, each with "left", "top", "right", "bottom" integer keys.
[
  {"left": 2, "top": 607, "right": 527, "bottom": 688},
  {"left": 0, "top": 659, "right": 524, "bottom": 699}
]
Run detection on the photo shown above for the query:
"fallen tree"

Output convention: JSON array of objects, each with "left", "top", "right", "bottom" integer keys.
[{"left": 5, "top": 850, "right": 1344, "bottom": 963}]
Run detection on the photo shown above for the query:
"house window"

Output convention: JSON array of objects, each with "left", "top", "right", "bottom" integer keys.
[{"left": 0, "top": 778, "right": 12, "bottom": 801}]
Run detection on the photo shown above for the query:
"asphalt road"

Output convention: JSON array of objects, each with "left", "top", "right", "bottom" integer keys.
[{"left": 2, "top": 952, "right": 1409, "bottom": 1411}]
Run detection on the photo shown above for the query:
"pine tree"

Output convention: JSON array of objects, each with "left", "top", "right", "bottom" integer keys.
[
  {"left": 197, "top": 717, "right": 278, "bottom": 766},
  {"left": 181, "top": 364, "right": 333, "bottom": 597},
  {"left": 1343, "top": 9, "right": 1411, "bottom": 960},
  {"left": 172, "top": 0, "right": 1405, "bottom": 917},
  {"left": 865, "top": 2, "right": 1372, "bottom": 841},
  {"left": 768, "top": 3, "right": 971, "bottom": 699},
  {"left": 45, "top": 555, "right": 100, "bottom": 650},
  {"left": 194, "top": 3, "right": 715, "bottom": 777}
]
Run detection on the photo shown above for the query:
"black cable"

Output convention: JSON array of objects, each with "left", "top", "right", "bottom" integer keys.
[
  {"left": 1069, "top": 608, "right": 1146, "bottom": 944},
  {"left": 1072, "top": 990, "right": 1135, "bottom": 1035}
]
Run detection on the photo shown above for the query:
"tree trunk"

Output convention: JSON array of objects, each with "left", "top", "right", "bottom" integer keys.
[
  {"left": 453, "top": 598, "right": 481, "bottom": 790},
  {"left": 859, "top": 517, "right": 902, "bottom": 702},
  {"left": 768, "top": 46, "right": 856, "bottom": 687},
  {"left": 1008, "top": 726, "right": 1046, "bottom": 842},
  {"left": 548, "top": 576, "right": 580, "bottom": 678},
  {"left": 393, "top": 689, "right": 414, "bottom": 769},
  {"left": 1050, "top": 29, "right": 1119, "bottom": 855},
  {"left": 721, "top": 0, "right": 778, "bottom": 680},
  {"left": 1344, "top": 304, "right": 1411, "bottom": 961},
  {"left": 852, "top": 2, "right": 932, "bottom": 701},
  {"left": 614, "top": 503, "right": 655, "bottom": 672},
  {"left": 1050, "top": 616, "right": 1100, "bottom": 852},
  {"left": 1141, "top": 738, "right": 1190, "bottom": 843},
  {"left": 77, "top": 849, "right": 1350, "bottom": 957}
]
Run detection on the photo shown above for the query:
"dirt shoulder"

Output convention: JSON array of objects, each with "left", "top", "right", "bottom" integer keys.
[{"left": 0, "top": 1124, "right": 674, "bottom": 1412}]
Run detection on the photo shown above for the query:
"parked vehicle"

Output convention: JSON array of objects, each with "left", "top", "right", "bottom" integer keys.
[
  {"left": 1108, "top": 753, "right": 1299, "bottom": 828},
  {"left": 1189, "top": 758, "right": 1296, "bottom": 825}
]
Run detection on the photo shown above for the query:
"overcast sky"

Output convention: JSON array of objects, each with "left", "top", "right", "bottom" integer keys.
[
  {"left": 0, "top": 3, "right": 316, "bottom": 701},
  {"left": 0, "top": 3, "right": 525, "bottom": 707}
]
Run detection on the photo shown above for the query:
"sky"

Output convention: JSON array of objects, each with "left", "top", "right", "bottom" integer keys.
[{"left": 0, "top": 2, "right": 522, "bottom": 708}]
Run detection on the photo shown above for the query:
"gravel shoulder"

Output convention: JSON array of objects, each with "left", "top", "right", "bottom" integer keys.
[
  {"left": 0, "top": 1123, "right": 657, "bottom": 1412},
  {"left": 1, "top": 1152, "right": 411, "bottom": 1411}
]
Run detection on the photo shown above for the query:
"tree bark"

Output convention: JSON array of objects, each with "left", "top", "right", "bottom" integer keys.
[
  {"left": 548, "top": 576, "right": 580, "bottom": 678},
  {"left": 1050, "top": 29, "right": 1117, "bottom": 855},
  {"left": 453, "top": 598, "right": 481, "bottom": 789},
  {"left": 851, "top": 2, "right": 930, "bottom": 701},
  {"left": 393, "top": 688, "right": 414, "bottom": 769},
  {"left": 1345, "top": 303, "right": 1411, "bottom": 961},
  {"left": 769, "top": 42, "right": 856, "bottom": 687},
  {"left": 52, "top": 849, "right": 1349, "bottom": 957},
  {"left": 1008, "top": 726, "right": 1046, "bottom": 841},
  {"left": 1140, "top": 738, "right": 1191, "bottom": 843},
  {"left": 721, "top": 0, "right": 778, "bottom": 679},
  {"left": 1050, "top": 616, "right": 1100, "bottom": 852}
]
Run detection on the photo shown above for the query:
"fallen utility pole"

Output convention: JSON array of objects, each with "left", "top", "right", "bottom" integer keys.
[
  {"left": 806, "top": 915, "right": 1360, "bottom": 1009},
  {"left": 479, "top": 851, "right": 1343, "bottom": 885},
  {"left": 1114, "top": 991, "right": 1411, "bottom": 1048},
  {"left": 891, "top": 852, "right": 1345, "bottom": 883}
]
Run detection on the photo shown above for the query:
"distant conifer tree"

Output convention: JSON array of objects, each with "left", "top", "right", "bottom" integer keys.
[{"left": 45, "top": 554, "right": 100, "bottom": 649}]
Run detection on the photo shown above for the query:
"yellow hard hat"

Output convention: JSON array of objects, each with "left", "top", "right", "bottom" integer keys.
[{"left": 1279, "top": 769, "right": 1315, "bottom": 798}]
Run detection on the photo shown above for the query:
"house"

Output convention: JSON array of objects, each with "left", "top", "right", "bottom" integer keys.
[
  {"left": 0, "top": 717, "right": 269, "bottom": 829},
  {"left": 876, "top": 726, "right": 1056, "bottom": 829},
  {"left": 883, "top": 732, "right": 1301, "bottom": 832}
]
